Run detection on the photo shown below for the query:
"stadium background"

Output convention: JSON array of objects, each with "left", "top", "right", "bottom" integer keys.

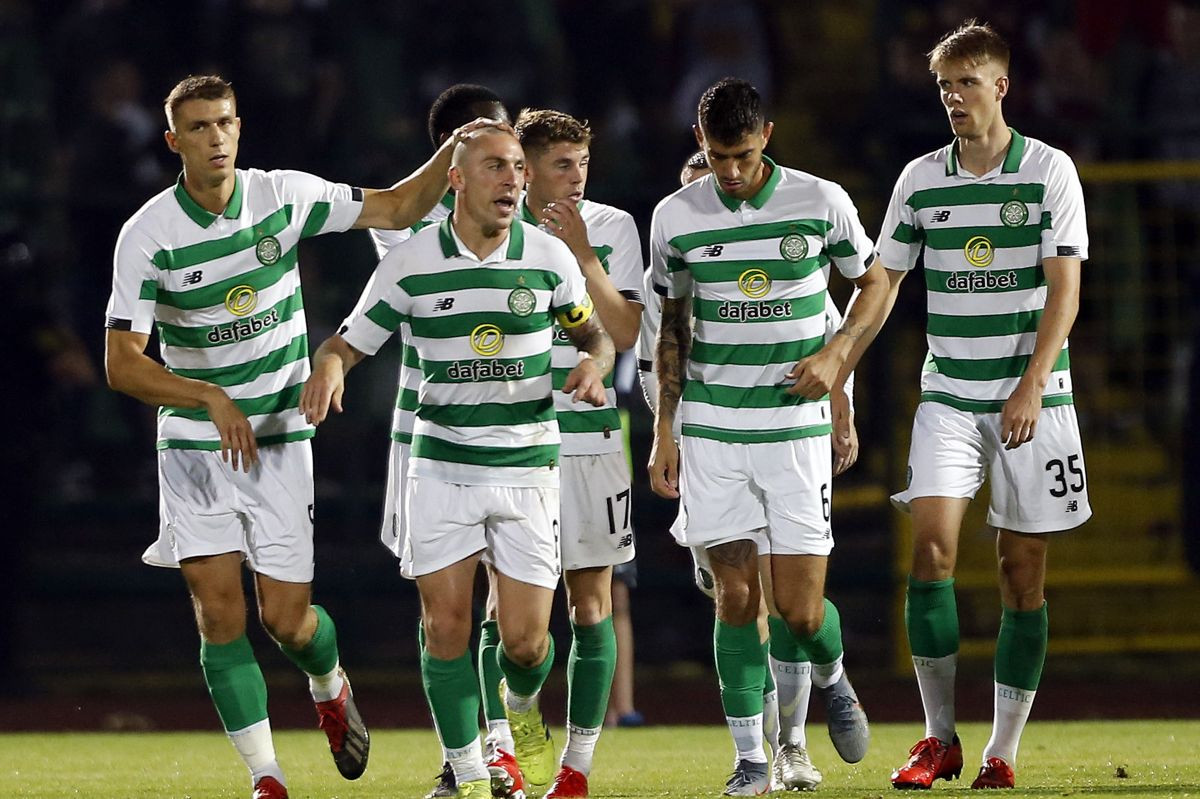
[{"left": 3, "top": 0, "right": 1199, "bottom": 729}]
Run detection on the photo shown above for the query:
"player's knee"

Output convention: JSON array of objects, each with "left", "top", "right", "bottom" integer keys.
[
  {"left": 192, "top": 594, "right": 245, "bottom": 642},
  {"left": 997, "top": 556, "right": 1043, "bottom": 610},
  {"left": 777, "top": 602, "right": 822, "bottom": 639},
  {"left": 259, "top": 605, "right": 308, "bottom": 649},
  {"left": 422, "top": 607, "right": 473, "bottom": 655},
  {"left": 912, "top": 538, "right": 955, "bottom": 579},
  {"left": 714, "top": 581, "right": 758, "bottom": 626},
  {"left": 568, "top": 593, "right": 611, "bottom": 626},
  {"left": 502, "top": 633, "right": 549, "bottom": 669}
]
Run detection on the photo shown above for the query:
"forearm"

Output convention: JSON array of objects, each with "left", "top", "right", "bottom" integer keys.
[
  {"left": 312, "top": 334, "right": 366, "bottom": 377},
  {"left": 356, "top": 141, "right": 454, "bottom": 231},
  {"left": 107, "top": 350, "right": 224, "bottom": 410},
  {"left": 654, "top": 299, "right": 690, "bottom": 433},
  {"left": 564, "top": 316, "right": 615, "bottom": 379},
  {"left": 830, "top": 265, "right": 894, "bottom": 386},
  {"left": 1023, "top": 283, "right": 1078, "bottom": 389}
]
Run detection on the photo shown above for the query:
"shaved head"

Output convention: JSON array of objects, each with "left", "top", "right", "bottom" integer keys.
[{"left": 452, "top": 127, "right": 521, "bottom": 168}]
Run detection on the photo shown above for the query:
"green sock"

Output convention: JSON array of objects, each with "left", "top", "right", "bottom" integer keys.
[
  {"left": 906, "top": 576, "right": 959, "bottom": 658},
  {"left": 797, "top": 598, "right": 844, "bottom": 666},
  {"left": 567, "top": 616, "right": 617, "bottom": 729},
  {"left": 714, "top": 619, "right": 765, "bottom": 718},
  {"left": 278, "top": 605, "right": 339, "bottom": 676},
  {"left": 201, "top": 635, "right": 269, "bottom": 732},
  {"left": 478, "top": 619, "right": 505, "bottom": 722},
  {"left": 499, "top": 635, "right": 556, "bottom": 699},
  {"left": 761, "top": 639, "right": 775, "bottom": 694},
  {"left": 421, "top": 648, "right": 482, "bottom": 750},
  {"left": 995, "top": 603, "right": 1048, "bottom": 691},
  {"left": 768, "top": 615, "right": 806, "bottom": 662}
]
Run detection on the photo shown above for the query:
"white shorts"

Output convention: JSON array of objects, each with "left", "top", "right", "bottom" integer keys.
[
  {"left": 560, "top": 452, "right": 636, "bottom": 571},
  {"left": 676, "top": 436, "right": 833, "bottom": 556},
  {"left": 892, "top": 402, "right": 1092, "bottom": 533},
  {"left": 146, "top": 441, "right": 315, "bottom": 583},
  {"left": 401, "top": 476, "right": 562, "bottom": 589},
  {"left": 379, "top": 440, "right": 411, "bottom": 558}
]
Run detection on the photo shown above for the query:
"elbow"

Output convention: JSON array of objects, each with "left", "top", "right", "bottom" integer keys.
[
  {"left": 104, "top": 359, "right": 128, "bottom": 393},
  {"left": 611, "top": 328, "right": 637, "bottom": 352}
]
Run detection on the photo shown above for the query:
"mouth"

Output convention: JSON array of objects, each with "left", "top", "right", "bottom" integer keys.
[
  {"left": 949, "top": 110, "right": 968, "bottom": 124},
  {"left": 566, "top": 191, "right": 584, "bottom": 203},
  {"left": 494, "top": 196, "right": 517, "bottom": 214},
  {"left": 210, "top": 154, "right": 230, "bottom": 168},
  {"left": 719, "top": 180, "right": 742, "bottom": 192}
]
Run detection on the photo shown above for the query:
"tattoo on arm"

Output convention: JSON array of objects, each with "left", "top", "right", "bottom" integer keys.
[
  {"left": 655, "top": 297, "right": 691, "bottom": 424},
  {"left": 833, "top": 310, "right": 869, "bottom": 342},
  {"left": 565, "top": 315, "right": 615, "bottom": 377}
]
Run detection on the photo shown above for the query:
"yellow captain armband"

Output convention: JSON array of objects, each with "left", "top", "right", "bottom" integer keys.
[{"left": 555, "top": 293, "right": 594, "bottom": 329}]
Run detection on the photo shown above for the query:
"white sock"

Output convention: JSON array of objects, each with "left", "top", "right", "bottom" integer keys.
[
  {"left": 308, "top": 661, "right": 344, "bottom": 703},
  {"left": 982, "top": 682, "right": 1036, "bottom": 765},
  {"left": 761, "top": 689, "right": 780, "bottom": 759},
  {"left": 446, "top": 736, "right": 489, "bottom": 783},
  {"left": 228, "top": 718, "right": 284, "bottom": 785},
  {"left": 485, "top": 719, "right": 515, "bottom": 758},
  {"left": 726, "top": 713, "right": 768, "bottom": 765},
  {"left": 504, "top": 685, "right": 538, "bottom": 714},
  {"left": 913, "top": 653, "right": 957, "bottom": 742},
  {"left": 561, "top": 722, "right": 602, "bottom": 775},
  {"left": 770, "top": 656, "right": 812, "bottom": 748},
  {"left": 810, "top": 654, "right": 843, "bottom": 690}
]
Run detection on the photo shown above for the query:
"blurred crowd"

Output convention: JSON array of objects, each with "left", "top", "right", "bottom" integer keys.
[{"left": 3, "top": 0, "right": 1198, "bottom": 511}]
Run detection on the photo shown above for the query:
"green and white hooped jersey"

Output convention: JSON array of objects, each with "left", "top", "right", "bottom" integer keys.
[
  {"left": 520, "top": 198, "right": 643, "bottom": 455},
  {"left": 876, "top": 129, "right": 1088, "bottom": 412},
  {"left": 649, "top": 157, "right": 873, "bottom": 444},
  {"left": 340, "top": 219, "right": 594, "bottom": 488},
  {"left": 358, "top": 192, "right": 456, "bottom": 445},
  {"left": 105, "top": 169, "right": 363, "bottom": 450}
]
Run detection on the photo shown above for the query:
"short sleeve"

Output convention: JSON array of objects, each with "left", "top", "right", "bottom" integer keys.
[
  {"left": 273, "top": 170, "right": 364, "bottom": 239},
  {"left": 1040, "top": 151, "right": 1088, "bottom": 262},
  {"left": 549, "top": 238, "right": 595, "bottom": 329},
  {"left": 635, "top": 267, "right": 662, "bottom": 369},
  {"left": 105, "top": 221, "right": 160, "bottom": 334},
  {"left": 875, "top": 164, "right": 924, "bottom": 272},
  {"left": 340, "top": 249, "right": 412, "bottom": 356},
  {"left": 824, "top": 184, "right": 874, "bottom": 280},
  {"left": 649, "top": 203, "right": 692, "bottom": 301},
  {"left": 607, "top": 212, "right": 645, "bottom": 302}
]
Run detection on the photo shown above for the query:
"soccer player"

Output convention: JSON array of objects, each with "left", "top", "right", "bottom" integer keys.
[
  {"left": 638, "top": 149, "right": 860, "bottom": 792},
  {"left": 514, "top": 108, "right": 644, "bottom": 798},
  {"left": 300, "top": 126, "right": 615, "bottom": 799},
  {"left": 648, "top": 79, "right": 892, "bottom": 795},
  {"left": 354, "top": 83, "right": 512, "bottom": 799},
  {"left": 878, "top": 22, "right": 1091, "bottom": 791},
  {"left": 103, "top": 75, "right": 501, "bottom": 799}
]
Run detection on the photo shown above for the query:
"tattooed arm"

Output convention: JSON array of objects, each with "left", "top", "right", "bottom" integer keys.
[
  {"left": 649, "top": 295, "right": 691, "bottom": 498},
  {"left": 561, "top": 314, "right": 615, "bottom": 407},
  {"left": 786, "top": 258, "right": 892, "bottom": 399}
]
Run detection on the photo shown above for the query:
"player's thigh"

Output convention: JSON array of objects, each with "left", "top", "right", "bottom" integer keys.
[
  {"left": 560, "top": 452, "right": 635, "bottom": 571},
  {"left": 401, "top": 477, "right": 488, "bottom": 580},
  {"left": 179, "top": 551, "right": 247, "bottom": 641},
  {"left": 891, "top": 402, "right": 988, "bottom": 514},
  {"left": 416, "top": 551, "right": 484, "bottom": 658},
  {"left": 488, "top": 485, "right": 562, "bottom": 591},
  {"left": 983, "top": 404, "right": 1092, "bottom": 533},
  {"left": 379, "top": 440, "right": 410, "bottom": 558},
  {"left": 754, "top": 437, "right": 833, "bottom": 557},
  {"left": 494, "top": 562, "right": 556, "bottom": 663},
  {"left": 238, "top": 441, "right": 316, "bottom": 584},
  {"left": 678, "top": 437, "right": 766, "bottom": 546}
]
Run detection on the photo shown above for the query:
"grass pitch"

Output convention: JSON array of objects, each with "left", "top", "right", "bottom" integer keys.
[{"left": 3, "top": 721, "right": 1198, "bottom": 798}]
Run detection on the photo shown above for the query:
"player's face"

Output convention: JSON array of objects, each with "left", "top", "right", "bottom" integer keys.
[
  {"left": 694, "top": 121, "right": 774, "bottom": 200},
  {"left": 165, "top": 97, "right": 240, "bottom": 186},
  {"left": 934, "top": 58, "right": 1008, "bottom": 139},
  {"left": 450, "top": 132, "right": 525, "bottom": 236},
  {"left": 525, "top": 141, "right": 589, "bottom": 207}
]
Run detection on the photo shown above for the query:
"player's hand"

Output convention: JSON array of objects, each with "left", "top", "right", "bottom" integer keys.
[
  {"left": 786, "top": 348, "right": 843, "bottom": 399},
  {"left": 562, "top": 359, "right": 607, "bottom": 406},
  {"left": 299, "top": 355, "right": 346, "bottom": 425},
  {"left": 203, "top": 388, "right": 258, "bottom": 473},
  {"left": 1000, "top": 377, "right": 1042, "bottom": 449},
  {"left": 451, "top": 116, "right": 514, "bottom": 145},
  {"left": 831, "top": 386, "right": 859, "bottom": 475},
  {"left": 540, "top": 201, "right": 592, "bottom": 262},
  {"left": 648, "top": 431, "right": 680, "bottom": 499}
]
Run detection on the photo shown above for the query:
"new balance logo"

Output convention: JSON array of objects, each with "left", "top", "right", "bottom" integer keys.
[
  {"left": 1066, "top": 500, "right": 1079, "bottom": 512},
  {"left": 931, "top": 210, "right": 952, "bottom": 223},
  {"left": 182, "top": 270, "right": 204, "bottom": 286},
  {"left": 433, "top": 297, "right": 455, "bottom": 311},
  {"left": 701, "top": 244, "right": 724, "bottom": 257}
]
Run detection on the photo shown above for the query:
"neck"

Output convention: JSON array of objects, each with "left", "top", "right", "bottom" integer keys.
[
  {"left": 524, "top": 190, "right": 555, "bottom": 218},
  {"left": 956, "top": 118, "right": 1011, "bottom": 176},
  {"left": 182, "top": 169, "right": 236, "bottom": 215},
  {"left": 452, "top": 211, "right": 507, "bottom": 260}
]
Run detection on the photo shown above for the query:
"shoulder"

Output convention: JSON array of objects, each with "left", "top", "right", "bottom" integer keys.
[
  {"left": 780, "top": 165, "right": 853, "bottom": 204},
  {"left": 652, "top": 178, "right": 712, "bottom": 228},
  {"left": 116, "top": 185, "right": 177, "bottom": 250},
  {"left": 1021, "top": 135, "right": 1080, "bottom": 179}
]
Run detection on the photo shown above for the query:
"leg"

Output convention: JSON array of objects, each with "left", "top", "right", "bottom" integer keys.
[
  {"left": 478, "top": 563, "right": 512, "bottom": 758},
  {"left": 182, "top": 553, "right": 282, "bottom": 789},
  {"left": 754, "top": 558, "right": 779, "bottom": 763},
  {"left": 606, "top": 578, "right": 638, "bottom": 726},
  {"left": 977, "top": 529, "right": 1048, "bottom": 778},
  {"left": 558, "top": 566, "right": 618, "bottom": 780}
]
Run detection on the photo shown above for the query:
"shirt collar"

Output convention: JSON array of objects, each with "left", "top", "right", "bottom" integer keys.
[
  {"left": 173, "top": 172, "right": 243, "bottom": 228},
  {"left": 715, "top": 155, "right": 781, "bottom": 212},
  {"left": 946, "top": 127, "right": 1026, "bottom": 177},
  {"left": 438, "top": 216, "right": 525, "bottom": 262}
]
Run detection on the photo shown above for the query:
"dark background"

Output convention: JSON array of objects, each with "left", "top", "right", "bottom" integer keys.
[{"left": 4, "top": 0, "right": 1200, "bottom": 729}]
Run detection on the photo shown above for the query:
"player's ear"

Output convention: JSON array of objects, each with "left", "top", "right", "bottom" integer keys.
[
  {"left": 448, "top": 164, "right": 466, "bottom": 192},
  {"left": 693, "top": 124, "right": 705, "bottom": 150},
  {"left": 760, "top": 120, "right": 774, "bottom": 147},
  {"left": 995, "top": 75, "right": 1009, "bottom": 102},
  {"left": 164, "top": 129, "right": 179, "bottom": 153}
]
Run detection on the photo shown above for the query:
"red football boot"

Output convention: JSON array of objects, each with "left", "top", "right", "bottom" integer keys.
[
  {"left": 314, "top": 671, "right": 370, "bottom": 779},
  {"left": 252, "top": 775, "right": 288, "bottom": 799},
  {"left": 487, "top": 748, "right": 527, "bottom": 798},
  {"left": 544, "top": 765, "right": 589, "bottom": 798},
  {"left": 970, "top": 757, "right": 1015, "bottom": 789},
  {"left": 891, "top": 734, "right": 964, "bottom": 789}
]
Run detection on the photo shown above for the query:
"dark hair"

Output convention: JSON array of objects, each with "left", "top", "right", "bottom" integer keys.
[
  {"left": 514, "top": 108, "right": 592, "bottom": 154},
  {"left": 164, "top": 75, "right": 234, "bottom": 129},
  {"left": 697, "top": 78, "right": 763, "bottom": 144},
  {"left": 684, "top": 150, "right": 709, "bottom": 172},
  {"left": 928, "top": 20, "right": 1010, "bottom": 72},
  {"left": 428, "top": 84, "right": 509, "bottom": 147}
]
